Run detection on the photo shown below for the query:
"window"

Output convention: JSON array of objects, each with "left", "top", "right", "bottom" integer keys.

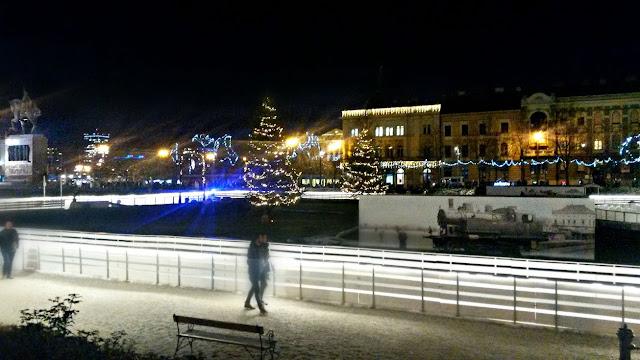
[
  {"left": 612, "top": 134, "right": 621, "bottom": 149},
  {"left": 461, "top": 124, "right": 469, "bottom": 136},
  {"left": 500, "top": 142, "right": 508, "bottom": 156},
  {"left": 444, "top": 125, "right": 451, "bottom": 137},
  {"left": 423, "top": 126, "right": 427, "bottom": 135},
  {"left": 423, "top": 147, "right": 431, "bottom": 158},
  {"left": 479, "top": 123, "right": 487, "bottom": 135},
  {"left": 375, "top": 126, "right": 383, "bottom": 137},
  {"left": 385, "top": 147, "right": 393, "bottom": 158},
  {"left": 501, "top": 122, "right": 509, "bottom": 133},
  {"left": 594, "top": 111, "right": 602, "bottom": 126},
  {"left": 461, "top": 145, "right": 469, "bottom": 157},
  {"left": 396, "top": 125, "right": 405, "bottom": 136},
  {"left": 385, "top": 127, "right": 394, "bottom": 136},
  {"left": 577, "top": 117, "right": 585, "bottom": 126},
  {"left": 594, "top": 139, "right": 603, "bottom": 150},
  {"left": 479, "top": 144, "right": 487, "bottom": 157},
  {"left": 350, "top": 128, "right": 359, "bottom": 137},
  {"left": 444, "top": 146, "right": 452, "bottom": 158},
  {"left": 8, "top": 145, "right": 30, "bottom": 162},
  {"left": 612, "top": 111, "right": 621, "bottom": 125},
  {"left": 396, "top": 168, "right": 405, "bottom": 185},
  {"left": 396, "top": 146, "right": 404, "bottom": 158},
  {"left": 427, "top": 124, "right": 431, "bottom": 134}
]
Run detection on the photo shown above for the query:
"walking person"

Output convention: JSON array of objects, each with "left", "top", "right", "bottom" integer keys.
[
  {"left": 244, "top": 233, "right": 267, "bottom": 314},
  {"left": 0, "top": 221, "right": 19, "bottom": 279},
  {"left": 258, "top": 234, "right": 271, "bottom": 305}
]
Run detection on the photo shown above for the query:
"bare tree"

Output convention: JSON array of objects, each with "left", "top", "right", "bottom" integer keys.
[{"left": 552, "top": 112, "right": 578, "bottom": 184}]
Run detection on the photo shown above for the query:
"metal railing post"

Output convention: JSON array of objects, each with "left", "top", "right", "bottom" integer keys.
[
  {"left": 299, "top": 261, "right": 303, "bottom": 300},
  {"left": 555, "top": 280, "right": 558, "bottom": 330},
  {"left": 372, "top": 265, "right": 376, "bottom": 309},
  {"left": 37, "top": 245, "right": 40, "bottom": 270},
  {"left": 156, "top": 252, "right": 160, "bottom": 285},
  {"left": 272, "top": 262, "right": 276, "bottom": 297},
  {"left": 125, "top": 251, "right": 129, "bottom": 282},
  {"left": 234, "top": 256, "right": 238, "bottom": 293},
  {"left": 106, "top": 249, "right": 110, "bottom": 279},
  {"left": 513, "top": 277, "right": 517, "bottom": 324},
  {"left": 211, "top": 254, "right": 214, "bottom": 291},
  {"left": 456, "top": 272, "right": 460, "bottom": 317},
  {"left": 177, "top": 253, "right": 181, "bottom": 287},
  {"left": 421, "top": 269, "right": 425, "bottom": 312},
  {"left": 622, "top": 286, "right": 626, "bottom": 324},
  {"left": 341, "top": 262, "right": 345, "bottom": 305},
  {"left": 79, "top": 248, "right": 83, "bottom": 275},
  {"left": 62, "top": 247, "right": 66, "bottom": 273},
  {"left": 21, "top": 245, "right": 25, "bottom": 271}
]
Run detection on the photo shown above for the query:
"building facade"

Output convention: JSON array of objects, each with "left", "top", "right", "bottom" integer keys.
[{"left": 342, "top": 92, "right": 640, "bottom": 188}]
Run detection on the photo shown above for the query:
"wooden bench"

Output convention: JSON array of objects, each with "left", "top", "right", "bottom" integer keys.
[{"left": 173, "top": 314, "right": 276, "bottom": 359}]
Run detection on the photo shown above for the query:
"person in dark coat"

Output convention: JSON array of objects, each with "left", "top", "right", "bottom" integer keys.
[
  {"left": 245, "top": 234, "right": 267, "bottom": 313},
  {"left": 0, "top": 221, "right": 19, "bottom": 279}
]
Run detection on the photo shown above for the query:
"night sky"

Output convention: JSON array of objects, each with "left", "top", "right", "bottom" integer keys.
[{"left": 0, "top": 2, "right": 639, "bottom": 155}]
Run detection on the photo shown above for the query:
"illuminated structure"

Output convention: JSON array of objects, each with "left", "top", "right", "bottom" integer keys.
[
  {"left": 342, "top": 91, "right": 640, "bottom": 188},
  {"left": 47, "top": 147, "right": 63, "bottom": 175},
  {"left": 244, "top": 98, "right": 301, "bottom": 206},
  {"left": 84, "top": 131, "right": 110, "bottom": 167},
  {"left": 341, "top": 128, "right": 386, "bottom": 195}
]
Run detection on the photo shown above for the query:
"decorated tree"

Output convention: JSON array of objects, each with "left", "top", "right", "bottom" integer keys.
[
  {"left": 244, "top": 98, "right": 302, "bottom": 206},
  {"left": 341, "top": 128, "right": 386, "bottom": 194}
]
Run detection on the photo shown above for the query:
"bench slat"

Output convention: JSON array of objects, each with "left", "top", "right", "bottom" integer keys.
[
  {"left": 173, "top": 314, "right": 264, "bottom": 334},
  {"left": 179, "top": 330, "right": 275, "bottom": 349}
]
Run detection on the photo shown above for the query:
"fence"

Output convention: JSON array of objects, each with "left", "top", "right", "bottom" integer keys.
[
  {"left": 596, "top": 205, "right": 640, "bottom": 224},
  {"left": 13, "top": 228, "right": 640, "bottom": 335}
]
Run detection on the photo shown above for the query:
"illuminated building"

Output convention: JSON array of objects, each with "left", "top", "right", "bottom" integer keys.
[
  {"left": 342, "top": 91, "right": 640, "bottom": 188},
  {"left": 84, "top": 131, "right": 110, "bottom": 166}
]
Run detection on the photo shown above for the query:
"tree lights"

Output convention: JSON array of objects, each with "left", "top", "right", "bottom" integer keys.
[
  {"left": 244, "top": 98, "right": 302, "bottom": 207},
  {"left": 341, "top": 128, "right": 386, "bottom": 195}
]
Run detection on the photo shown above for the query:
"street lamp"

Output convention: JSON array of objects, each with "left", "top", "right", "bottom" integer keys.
[
  {"left": 533, "top": 131, "right": 544, "bottom": 184},
  {"left": 327, "top": 140, "right": 342, "bottom": 188},
  {"left": 158, "top": 149, "right": 170, "bottom": 158},
  {"left": 286, "top": 137, "right": 299, "bottom": 148}
]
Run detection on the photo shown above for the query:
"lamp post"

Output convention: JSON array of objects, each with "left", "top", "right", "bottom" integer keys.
[
  {"left": 203, "top": 152, "right": 216, "bottom": 200},
  {"left": 327, "top": 140, "right": 342, "bottom": 188},
  {"left": 533, "top": 131, "right": 544, "bottom": 184}
]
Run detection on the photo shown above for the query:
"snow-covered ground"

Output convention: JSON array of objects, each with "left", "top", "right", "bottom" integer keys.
[{"left": 0, "top": 271, "right": 619, "bottom": 359}]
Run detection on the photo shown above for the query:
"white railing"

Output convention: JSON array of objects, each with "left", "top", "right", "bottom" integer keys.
[
  {"left": 0, "top": 190, "right": 356, "bottom": 211},
  {"left": 11, "top": 228, "right": 640, "bottom": 335}
]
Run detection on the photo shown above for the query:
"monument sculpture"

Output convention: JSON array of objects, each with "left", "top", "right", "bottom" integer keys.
[{"left": 9, "top": 90, "right": 42, "bottom": 134}]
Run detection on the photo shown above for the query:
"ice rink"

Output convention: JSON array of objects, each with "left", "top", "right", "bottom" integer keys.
[{"left": 0, "top": 271, "right": 620, "bottom": 359}]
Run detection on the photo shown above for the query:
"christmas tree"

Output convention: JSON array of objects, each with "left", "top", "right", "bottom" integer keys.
[
  {"left": 341, "top": 127, "right": 386, "bottom": 194},
  {"left": 244, "top": 97, "right": 302, "bottom": 206}
]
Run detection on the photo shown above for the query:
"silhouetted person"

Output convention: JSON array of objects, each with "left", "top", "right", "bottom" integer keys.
[
  {"left": 245, "top": 234, "right": 268, "bottom": 314},
  {"left": 0, "top": 221, "right": 19, "bottom": 279}
]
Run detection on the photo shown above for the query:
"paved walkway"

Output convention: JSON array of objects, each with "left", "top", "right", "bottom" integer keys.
[{"left": 0, "top": 271, "right": 619, "bottom": 359}]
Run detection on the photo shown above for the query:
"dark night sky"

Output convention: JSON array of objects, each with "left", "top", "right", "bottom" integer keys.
[{"left": 0, "top": 1, "right": 639, "bottom": 155}]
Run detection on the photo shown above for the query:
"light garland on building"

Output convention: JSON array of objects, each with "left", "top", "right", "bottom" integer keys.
[
  {"left": 244, "top": 98, "right": 302, "bottom": 206},
  {"left": 341, "top": 104, "right": 441, "bottom": 118},
  {"left": 380, "top": 156, "right": 640, "bottom": 170}
]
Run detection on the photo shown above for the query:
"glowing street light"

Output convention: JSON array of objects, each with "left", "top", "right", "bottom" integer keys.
[
  {"left": 327, "top": 140, "right": 342, "bottom": 152},
  {"left": 157, "top": 149, "right": 170, "bottom": 157},
  {"left": 205, "top": 152, "right": 216, "bottom": 160},
  {"left": 533, "top": 131, "right": 544, "bottom": 143},
  {"left": 96, "top": 144, "right": 110, "bottom": 155},
  {"left": 286, "top": 137, "right": 299, "bottom": 148}
]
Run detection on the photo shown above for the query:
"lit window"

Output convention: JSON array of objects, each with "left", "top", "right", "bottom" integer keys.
[
  {"left": 396, "top": 125, "right": 405, "bottom": 136},
  {"left": 8, "top": 145, "right": 30, "bottom": 162},
  {"left": 594, "top": 139, "right": 603, "bottom": 150},
  {"left": 351, "top": 128, "right": 359, "bottom": 137},
  {"left": 385, "top": 127, "right": 394, "bottom": 136},
  {"left": 375, "top": 126, "right": 383, "bottom": 137}
]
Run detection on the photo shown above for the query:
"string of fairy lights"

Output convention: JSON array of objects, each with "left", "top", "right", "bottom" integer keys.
[
  {"left": 341, "top": 128, "right": 386, "bottom": 194},
  {"left": 244, "top": 98, "right": 302, "bottom": 206},
  {"left": 381, "top": 135, "right": 640, "bottom": 169}
]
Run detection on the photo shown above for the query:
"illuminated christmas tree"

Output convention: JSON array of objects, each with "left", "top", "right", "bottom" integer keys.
[
  {"left": 244, "top": 97, "right": 302, "bottom": 206},
  {"left": 341, "top": 128, "right": 386, "bottom": 194}
]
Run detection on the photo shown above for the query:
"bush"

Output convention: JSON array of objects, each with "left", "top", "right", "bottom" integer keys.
[{"left": 0, "top": 294, "right": 202, "bottom": 360}]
